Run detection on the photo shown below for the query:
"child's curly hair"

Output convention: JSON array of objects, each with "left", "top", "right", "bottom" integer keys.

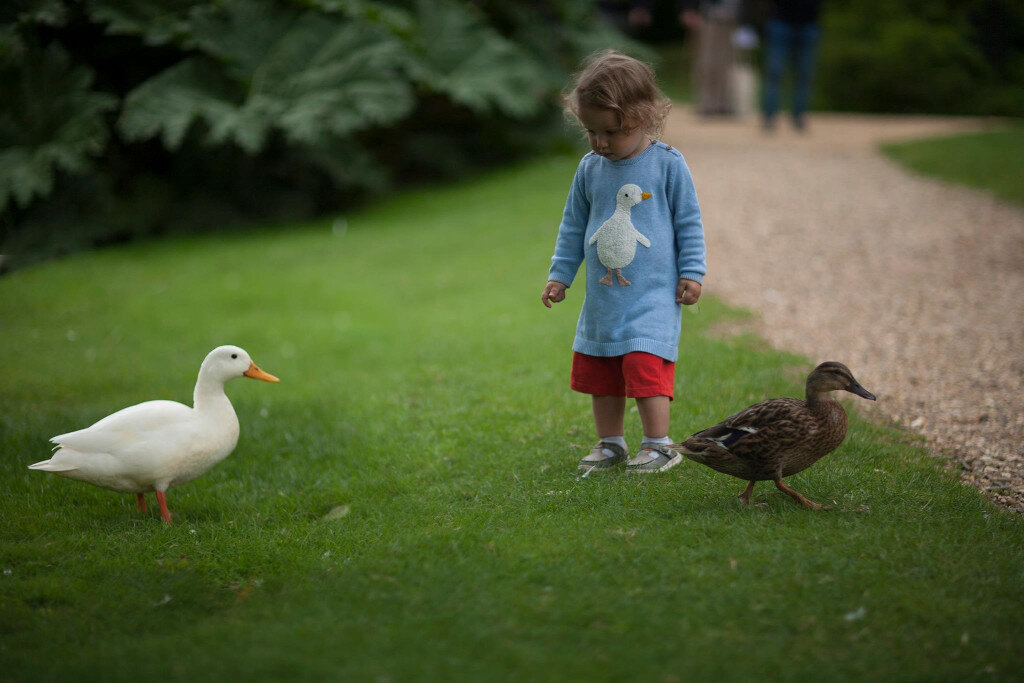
[{"left": 564, "top": 50, "right": 672, "bottom": 139}]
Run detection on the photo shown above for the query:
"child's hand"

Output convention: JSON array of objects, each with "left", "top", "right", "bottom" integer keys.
[
  {"left": 677, "top": 278, "right": 701, "bottom": 305},
  {"left": 542, "top": 280, "right": 568, "bottom": 308}
]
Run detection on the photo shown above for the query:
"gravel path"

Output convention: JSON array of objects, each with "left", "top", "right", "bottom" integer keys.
[{"left": 663, "top": 109, "right": 1024, "bottom": 512}]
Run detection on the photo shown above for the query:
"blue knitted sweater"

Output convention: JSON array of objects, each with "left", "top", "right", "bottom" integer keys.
[{"left": 548, "top": 141, "right": 706, "bottom": 362}]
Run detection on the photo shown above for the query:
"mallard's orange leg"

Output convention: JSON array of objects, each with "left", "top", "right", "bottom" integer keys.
[
  {"left": 155, "top": 490, "right": 173, "bottom": 523},
  {"left": 774, "top": 480, "right": 826, "bottom": 510},
  {"left": 738, "top": 481, "right": 756, "bottom": 504},
  {"left": 136, "top": 493, "right": 148, "bottom": 512},
  {"left": 615, "top": 269, "right": 631, "bottom": 286},
  {"left": 599, "top": 268, "right": 613, "bottom": 285}
]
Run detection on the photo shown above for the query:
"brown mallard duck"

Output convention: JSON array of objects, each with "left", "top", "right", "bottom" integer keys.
[{"left": 675, "top": 362, "right": 876, "bottom": 509}]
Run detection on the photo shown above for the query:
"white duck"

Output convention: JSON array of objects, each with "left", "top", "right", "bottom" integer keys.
[
  {"left": 28, "top": 345, "right": 279, "bottom": 523},
  {"left": 588, "top": 183, "right": 652, "bottom": 286}
]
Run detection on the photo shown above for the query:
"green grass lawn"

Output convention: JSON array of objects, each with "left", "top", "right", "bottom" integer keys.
[
  {"left": 1, "top": 154, "right": 1022, "bottom": 681},
  {"left": 882, "top": 124, "right": 1024, "bottom": 205}
]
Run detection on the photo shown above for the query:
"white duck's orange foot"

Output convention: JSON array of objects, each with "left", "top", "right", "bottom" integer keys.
[
  {"left": 156, "top": 490, "right": 173, "bottom": 523},
  {"left": 615, "top": 269, "right": 631, "bottom": 286},
  {"left": 136, "top": 493, "right": 148, "bottom": 513},
  {"left": 599, "top": 269, "right": 613, "bottom": 286}
]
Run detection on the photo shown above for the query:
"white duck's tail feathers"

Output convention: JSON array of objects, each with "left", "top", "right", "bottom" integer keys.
[{"left": 28, "top": 458, "right": 78, "bottom": 472}]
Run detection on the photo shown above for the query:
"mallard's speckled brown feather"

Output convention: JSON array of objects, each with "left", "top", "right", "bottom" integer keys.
[
  {"left": 679, "top": 396, "right": 848, "bottom": 480},
  {"left": 675, "top": 362, "right": 876, "bottom": 508}
]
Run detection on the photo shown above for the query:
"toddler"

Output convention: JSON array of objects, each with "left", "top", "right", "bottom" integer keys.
[{"left": 542, "top": 50, "right": 706, "bottom": 473}]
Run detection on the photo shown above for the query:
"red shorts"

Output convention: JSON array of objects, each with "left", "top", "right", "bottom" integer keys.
[{"left": 570, "top": 351, "right": 675, "bottom": 400}]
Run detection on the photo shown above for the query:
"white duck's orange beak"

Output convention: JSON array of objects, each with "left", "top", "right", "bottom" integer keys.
[
  {"left": 244, "top": 362, "right": 280, "bottom": 383},
  {"left": 641, "top": 192, "right": 652, "bottom": 201}
]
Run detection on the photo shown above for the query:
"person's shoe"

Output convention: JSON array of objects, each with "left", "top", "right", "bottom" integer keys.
[
  {"left": 626, "top": 444, "right": 683, "bottom": 474},
  {"left": 577, "top": 442, "right": 628, "bottom": 472}
]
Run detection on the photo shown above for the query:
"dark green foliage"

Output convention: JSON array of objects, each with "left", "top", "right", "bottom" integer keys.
[
  {"left": 0, "top": 0, "right": 626, "bottom": 270},
  {"left": 816, "top": 0, "right": 1024, "bottom": 115},
  {"left": 0, "top": 40, "right": 117, "bottom": 213},
  {"left": 395, "top": 0, "right": 551, "bottom": 118},
  {"left": 118, "top": 8, "right": 417, "bottom": 152}
]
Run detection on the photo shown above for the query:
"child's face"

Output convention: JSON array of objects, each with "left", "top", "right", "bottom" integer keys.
[{"left": 578, "top": 105, "right": 648, "bottom": 161}]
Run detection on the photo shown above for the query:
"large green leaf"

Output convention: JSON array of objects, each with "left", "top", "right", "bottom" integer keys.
[
  {"left": 85, "top": 0, "right": 201, "bottom": 46},
  {"left": 118, "top": 0, "right": 414, "bottom": 154},
  {"left": 305, "top": 0, "right": 416, "bottom": 35},
  {"left": 401, "top": 0, "right": 553, "bottom": 117},
  {"left": 0, "top": 42, "right": 116, "bottom": 213},
  {"left": 117, "top": 57, "right": 240, "bottom": 150}
]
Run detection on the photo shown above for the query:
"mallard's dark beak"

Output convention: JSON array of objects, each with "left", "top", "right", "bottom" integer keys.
[{"left": 848, "top": 382, "right": 876, "bottom": 400}]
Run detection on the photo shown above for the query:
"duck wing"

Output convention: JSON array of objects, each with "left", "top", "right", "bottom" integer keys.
[
  {"left": 37, "top": 400, "right": 224, "bottom": 492},
  {"left": 678, "top": 398, "right": 814, "bottom": 479},
  {"left": 51, "top": 400, "right": 195, "bottom": 454}
]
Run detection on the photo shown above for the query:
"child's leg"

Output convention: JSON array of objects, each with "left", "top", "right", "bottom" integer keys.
[
  {"left": 577, "top": 395, "right": 629, "bottom": 470},
  {"left": 592, "top": 395, "right": 626, "bottom": 438},
  {"left": 622, "top": 353, "right": 674, "bottom": 442},
  {"left": 628, "top": 395, "right": 681, "bottom": 472},
  {"left": 622, "top": 353, "right": 681, "bottom": 473},
  {"left": 572, "top": 354, "right": 630, "bottom": 470},
  {"left": 636, "top": 395, "right": 670, "bottom": 441}
]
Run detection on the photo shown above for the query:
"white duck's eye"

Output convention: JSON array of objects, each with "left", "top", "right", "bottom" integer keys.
[{"left": 231, "top": 353, "right": 238, "bottom": 359}]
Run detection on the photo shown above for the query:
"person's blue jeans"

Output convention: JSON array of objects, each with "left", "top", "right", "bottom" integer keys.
[{"left": 762, "top": 19, "right": 821, "bottom": 125}]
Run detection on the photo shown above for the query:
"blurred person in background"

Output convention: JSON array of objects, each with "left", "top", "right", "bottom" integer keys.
[
  {"left": 761, "top": 0, "right": 825, "bottom": 131},
  {"left": 627, "top": 1, "right": 749, "bottom": 117},
  {"left": 682, "top": 0, "right": 744, "bottom": 116}
]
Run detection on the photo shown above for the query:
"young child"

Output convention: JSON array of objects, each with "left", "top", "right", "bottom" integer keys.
[{"left": 541, "top": 50, "right": 706, "bottom": 474}]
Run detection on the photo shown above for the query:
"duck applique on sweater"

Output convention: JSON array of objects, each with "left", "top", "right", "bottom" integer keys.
[{"left": 588, "top": 184, "right": 652, "bottom": 286}]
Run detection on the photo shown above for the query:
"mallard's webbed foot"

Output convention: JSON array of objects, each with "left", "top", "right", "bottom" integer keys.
[{"left": 774, "top": 480, "right": 829, "bottom": 510}]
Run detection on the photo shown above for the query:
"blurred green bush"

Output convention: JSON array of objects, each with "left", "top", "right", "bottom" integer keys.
[
  {"left": 0, "top": 0, "right": 632, "bottom": 270},
  {"left": 817, "top": 0, "right": 1024, "bottom": 116}
]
